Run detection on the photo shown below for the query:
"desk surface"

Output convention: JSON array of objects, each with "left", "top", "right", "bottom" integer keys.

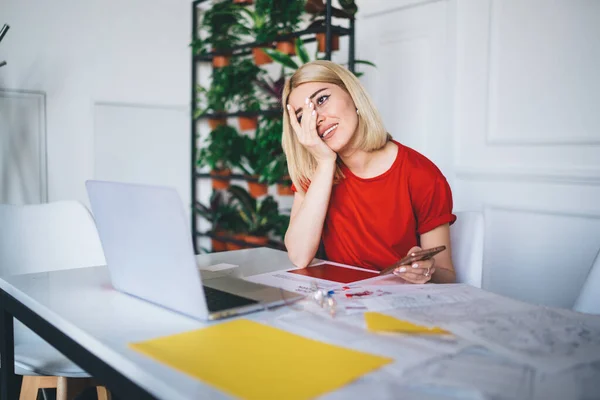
[{"left": 1, "top": 248, "right": 599, "bottom": 400}]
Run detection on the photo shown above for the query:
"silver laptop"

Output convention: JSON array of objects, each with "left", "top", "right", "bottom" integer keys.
[{"left": 86, "top": 180, "right": 302, "bottom": 321}]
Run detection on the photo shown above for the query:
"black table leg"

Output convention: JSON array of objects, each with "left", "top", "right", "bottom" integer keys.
[{"left": 0, "top": 304, "right": 17, "bottom": 400}]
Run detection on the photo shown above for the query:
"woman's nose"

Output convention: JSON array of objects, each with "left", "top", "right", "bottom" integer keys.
[{"left": 317, "top": 114, "right": 325, "bottom": 126}]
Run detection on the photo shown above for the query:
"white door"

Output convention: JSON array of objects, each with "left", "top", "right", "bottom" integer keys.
[{"left": 356, "top": 0, "right": 600, "bottom": 307}]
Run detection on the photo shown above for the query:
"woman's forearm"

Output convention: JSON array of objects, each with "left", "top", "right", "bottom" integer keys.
[
  {"left": 430, "top": 266, "right": 456, "bottom": 284},
  {"left": 285, "top": 160, "right": 337, "bottom": 268}
]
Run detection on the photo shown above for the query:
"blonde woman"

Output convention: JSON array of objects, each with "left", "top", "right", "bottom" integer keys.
[{"left": 282, "top": 60, "right": 456, "bottom": 284}]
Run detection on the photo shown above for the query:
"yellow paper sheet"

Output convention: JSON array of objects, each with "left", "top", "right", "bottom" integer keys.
[
  {"left": 364, "top": 312, "right": 451, "bottom": 335},
  {"left": 129, "top": 319, "right": 392, "bottom": 400}
]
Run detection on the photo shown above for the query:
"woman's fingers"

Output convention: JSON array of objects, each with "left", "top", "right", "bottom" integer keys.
[
  {"left": 394, "top": 259, "right": 435, "bottom": 283},
  {"left": 286, "top": 99, "right": 337, "bottom": 163},
  {"left": 395, "top": 267, "right": 436, "bottom": 283},
  {"left": 406, "top": 246, "right": 422, "bottom": 257},
  {"left": 394, "top": 258, "right": 434, "bottom": 273},
  {"left": 286, "top": 104, "right": 302, "bottom": 139},
  {"left": 301, "top": 99, "right": 318, "bottom": 141}
]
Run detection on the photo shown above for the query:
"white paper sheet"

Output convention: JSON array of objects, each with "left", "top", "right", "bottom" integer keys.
[
  {"left": 400, "top": 347, "right": 535, "bottom": 400},
  {"left": 248, "top": 268, "right": 600, "bottom": 375},
  {"left": 271, "top": 308, "right": 461, "bottom": 376},
  {"left": 446, "top": 307, "right": 600, "bottom": 373},
  {"left": 533, "top": 359, "right": 600, "bottom": 400},
  {"left": 245, "top": 271, "right": 339, "bottom": 294}
]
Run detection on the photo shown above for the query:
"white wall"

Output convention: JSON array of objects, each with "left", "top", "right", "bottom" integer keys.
[
  {"left": 357, "top": 0, "right": 600, "bottom": 307},
  {"left": 0, "top": 0, "right": 191, "bottom": 210}
]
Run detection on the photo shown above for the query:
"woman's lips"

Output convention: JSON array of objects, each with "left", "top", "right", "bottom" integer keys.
[{"left": 320, "top": 123, "right": 339, "bottom": 139}]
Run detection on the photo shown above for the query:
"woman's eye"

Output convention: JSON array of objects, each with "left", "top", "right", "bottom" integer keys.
[{"left": 317, "top": 95, "right": 330, "bottom": 105}]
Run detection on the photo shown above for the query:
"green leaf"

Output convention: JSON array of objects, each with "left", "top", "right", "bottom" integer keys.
[
  {"left": 295, "top": 37, "right": 310, "bottom": 64},
  {"left": 228, "top": 185, "right": 256, "bottom": 218},
  {"left": 354, "top": 60, "right": 377, "bottom": 68},
  {"left": 264, "top": 48, "right": 299, "bottom": 70}
]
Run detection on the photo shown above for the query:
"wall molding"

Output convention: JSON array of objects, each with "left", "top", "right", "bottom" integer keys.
[
  {"left": 94, "top": 101, "right": 188, "bottom": 112},
  {"left": 485, "top": 204, "right": 600, "bottom": 221},
  {"left": 455, "top": 165, "right": 600, "bottom": 186},
  {"left": 0, "top": 89, "right": 48, "bottom": 203},
  {"left": 361, "top": 0, "right": 445, "bottom": 19},
  {"left": 483, "top": 0, "right": 600, "bottom": 147}
]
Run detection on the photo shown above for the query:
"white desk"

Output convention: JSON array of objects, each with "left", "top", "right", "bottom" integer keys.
[{"left": 0, "top": 248, "right": 599, "bottom": 400}]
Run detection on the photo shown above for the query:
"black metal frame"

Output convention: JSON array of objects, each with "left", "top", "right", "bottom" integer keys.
[
  {"left": 190, "top": 0, "right": 356, "bottom": 253},
  {"left": 0, "top": 289, "right": 156, "bottom": 400}
]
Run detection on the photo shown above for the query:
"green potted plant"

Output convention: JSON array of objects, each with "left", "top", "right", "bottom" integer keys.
[
  {"left": 229, "top": 58, "right": 266, "bottom": 130},
  {"left": 239, "top": 7, "right": 279, "bottom": 65},
  {"left": 255, "top": 68, "right": 285, "bottom": 108},
  {"left": 228, "top": 185, "right": 288, "bottom": 246},
  {"left": 265, "top": 154, "right": 293, "bottom": 196},
  {"left": 265, "top": 37, "right": 377, "bottom": 78},
  {"left": 199, "top": 1, "right": 246, "bottom": 67},
  {"left": 194, "top": 191, "right": 241, "bottom": 252},
  {"left": 194, "top": 64, "right": 237, "bottom": 129},
  {"left": 236, "top": 117, "right": 283, "bottom": 197},
  {"left": 255, "top": 0, "right": 305, "bottom": 55},
  {"left": 271, "top": 207, "right": 290, "bottom": 243},
  {"left": 197, "top": 124, "right": 244, "bottom": 189}
]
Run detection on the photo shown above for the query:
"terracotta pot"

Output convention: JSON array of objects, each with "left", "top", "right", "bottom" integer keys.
[
  {"left": 316, "top": 33, "right": 340, "bottom": 53},
  {"left": 252, "top": 47, "right": 272, "bottom": 65},
  {"left": 212, "top": 55, "right": 230, "bottom": 68},
  {"left": 238, "top": 116, "right": 258, "bottom": 131},
  {"left": 208, "top": 117, "right": 227, "bottom": 130},
  {"left": 277, "top": 183, "right": 294, "bottom": 196},
  {"left": 244, "top": 235, "right": 269, "bottom": 247},
  {"left": 211, "top": 229, "right": 228, "bottom": 252},
  {"left": 211, "top": 237, "right": 228, "bottom": 252},
  {"left": 276, "top": 40, "right": 296, "bottom": 55},
  {"left": 246, "top": 175, "right": 269, "bottom": 198},
  {"left": 227, "top": 233, "right": 247, "bottom": 251},
  {"left": 210, "top": 169, "right": 231, "bottom": 190},
  {"left": 233, "top": 0, "right": 253, "bottom": 4}
]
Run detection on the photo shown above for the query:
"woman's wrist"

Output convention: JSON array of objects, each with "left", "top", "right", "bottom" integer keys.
[{"left": 315, "top": 157, "right": 337, "bottom": 173}]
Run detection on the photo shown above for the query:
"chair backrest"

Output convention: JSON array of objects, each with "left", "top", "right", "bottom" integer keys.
[
  {"left": 0, "top": 201, "right": 106, "bottom": 276},
  {"left": 573, "top": 247, "right": 600, "bottom": 314},
  {"left": 450, "top": 211, "right": 484, "bottom": 288}
]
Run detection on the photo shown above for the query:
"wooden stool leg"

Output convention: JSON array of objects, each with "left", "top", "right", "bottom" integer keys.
[
  {"left": 56, "top": 377, "right": 93, "bottom": 400},
  {"left": 96, "top": 386, "right": 112, "bottom": 400},
  {"left": 19, "top": 376, "right": 41, "bottom": 400},
  {"left": 20, "top": 376, "right": 59, "bottom": 399}
]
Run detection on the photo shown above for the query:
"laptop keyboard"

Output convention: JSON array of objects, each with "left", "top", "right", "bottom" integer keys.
[{"left": 202, "top": 285, "right": 259, "bottom": 312}]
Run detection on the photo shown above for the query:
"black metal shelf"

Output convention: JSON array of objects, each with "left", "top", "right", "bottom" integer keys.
[
  {"left": 191, "top": 0, "right": 355, "bottom": 253},
  {"left": 195, "top": 108, "right": 281, "bottom": 121},
  {"left": 194, "top": 25, "right": 352, "bottom": 61},
  {"left": 195, "top": 172, "right": 291, "bottom": 184}
]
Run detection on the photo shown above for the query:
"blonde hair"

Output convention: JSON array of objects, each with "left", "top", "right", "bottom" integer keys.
[{"left": 281, "top": 60, "right": 389, "bottom": 193}]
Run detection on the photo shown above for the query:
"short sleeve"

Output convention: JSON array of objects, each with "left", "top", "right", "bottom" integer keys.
[
  {"left": 412, "top": 177, "right": 457, "bottom": 235},
  {"left": 290, "top": 180, "right": 311, "bottom": 193}
]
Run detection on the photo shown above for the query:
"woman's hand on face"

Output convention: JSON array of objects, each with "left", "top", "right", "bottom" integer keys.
[
  {"left": 287, "top": 99, "right": 337, "bottom": 164},
  {"left": 393, "top": 246, "right": 435, "bottom": 284}
]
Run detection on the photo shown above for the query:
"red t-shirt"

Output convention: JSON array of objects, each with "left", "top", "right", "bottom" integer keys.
[{"left": 293, "top": 141, "right": 456, "bottom": 271}]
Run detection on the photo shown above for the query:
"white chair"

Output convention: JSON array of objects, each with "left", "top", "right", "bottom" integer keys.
[
  {"left": 450, "top": 211, "right": 484, "bottom": 288},
  {"left": 573, "top": 247, "right": 600, "bottom": 315},
  {"left": 0, "top": 201, "right": 110, "bottom": 400}
]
